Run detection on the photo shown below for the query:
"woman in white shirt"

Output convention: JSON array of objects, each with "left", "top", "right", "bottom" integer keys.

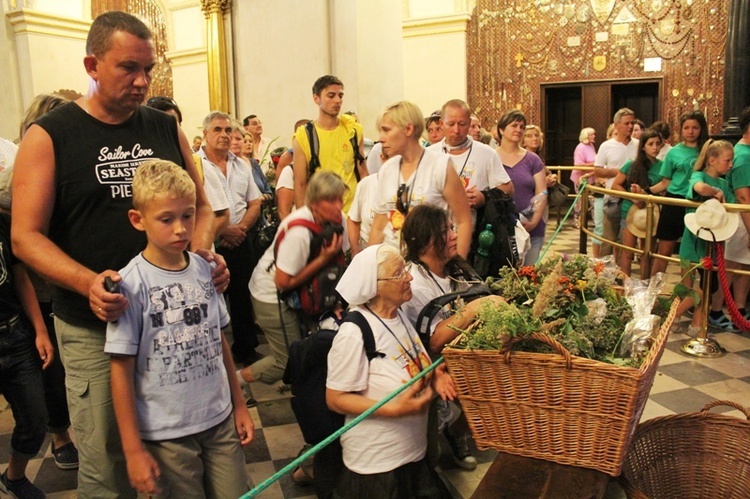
[{"left": 367, "top": 101, "right": 471, "bottom": 258}]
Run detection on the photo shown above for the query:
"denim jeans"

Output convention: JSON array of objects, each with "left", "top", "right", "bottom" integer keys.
[{"left": 0, "top": 317, "right": 48, "bottom": 459}]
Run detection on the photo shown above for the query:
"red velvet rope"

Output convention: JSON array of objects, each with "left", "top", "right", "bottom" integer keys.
[{"left": 716, "top": 242, "right": 750, "bottom": 331}]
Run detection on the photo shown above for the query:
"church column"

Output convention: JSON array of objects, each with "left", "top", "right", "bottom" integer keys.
[
  {"left": 717, "top": 0, "right": 749, "bottom": 138},
  {"left": 201, "top": 0, "right": 230, "bottom": 113}
]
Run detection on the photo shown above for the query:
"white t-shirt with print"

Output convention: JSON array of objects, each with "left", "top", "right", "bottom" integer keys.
[
  {"left": 428, "top": 138, "right": 511, "bottom": 190},
  {"left": 373, "top": 148, "right": 450, "bottom": 249},
  {"left": 326, "top": 306, "right": 431, "bottom": 474}
]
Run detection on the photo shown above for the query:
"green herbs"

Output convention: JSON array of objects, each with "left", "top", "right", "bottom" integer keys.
[{"left": 455, "top": 256, "right": 641, "bottom": 367}]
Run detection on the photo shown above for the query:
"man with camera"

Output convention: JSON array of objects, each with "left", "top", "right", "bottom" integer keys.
[{"left": 198, "top": 111, "right": 263, "bottom": 364}]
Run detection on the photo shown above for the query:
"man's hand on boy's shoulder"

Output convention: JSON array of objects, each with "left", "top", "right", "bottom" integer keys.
[
  {"left": 233, "top": 405, "right": 255, "bottom": 446},
  {"left": 90, "top": 270, "right": 128, "bottom": 323},
  {"left": 194, "top": 249, "right": 230, "bottom": 293}
]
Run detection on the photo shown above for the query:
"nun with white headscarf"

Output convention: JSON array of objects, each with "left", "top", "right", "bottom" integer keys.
[{"left": 326, "top": 244, "right": 455, "bottom": 498}]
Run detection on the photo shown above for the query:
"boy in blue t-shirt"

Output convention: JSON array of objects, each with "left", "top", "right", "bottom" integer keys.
[
  {"left": 105, "top": 160, "right": 253, "bottom": 497},
  {"left": 0, "top": 210, "right": 53, "bottom": 499}
]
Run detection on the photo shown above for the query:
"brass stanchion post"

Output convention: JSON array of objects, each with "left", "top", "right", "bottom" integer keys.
[{"left": 681, "top": 243, "right": 727, "bottom": 357}]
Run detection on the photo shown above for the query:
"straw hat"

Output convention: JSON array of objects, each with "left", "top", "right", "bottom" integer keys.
[
  {"left": 684, "top": 198, "right": 739, "bottom": 242},
  {"left": 625, "top": 204, "right": 659, "bottom": 239}
]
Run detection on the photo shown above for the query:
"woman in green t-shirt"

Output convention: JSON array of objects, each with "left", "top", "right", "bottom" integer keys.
[
  {"left": 649, "top": 111, "right": 709, "bottom": 276},
  {"left": 611, "top": 129, "right": 663, "bottom": 276}
]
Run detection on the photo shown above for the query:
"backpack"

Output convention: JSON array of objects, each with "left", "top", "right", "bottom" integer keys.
[
  {"left": 282, "top": 310, "right": 384, "bottom": 445},
  {"left": 305, "top": 121, "right": 365, "bottom": 181},
  {"left": 472, "top": 188, "right": 522, "bottom": 278},
  {"left": 270, "top": 219, "right": 346, "bottom": 317},
  {"left": 415, "top": 283, "right": 492, "bottom": 346}
]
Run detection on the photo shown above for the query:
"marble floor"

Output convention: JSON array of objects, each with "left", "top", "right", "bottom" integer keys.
[{"left": 1, "top": 212, "right": 749, "bottom": 498}]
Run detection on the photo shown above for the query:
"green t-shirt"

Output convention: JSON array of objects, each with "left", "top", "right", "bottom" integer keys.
[
  {"left": 659, "top": 143, "right": 699, "bottom": 197},
  {"left": 728, "top": 143, "right": 750, "bottom": 191},
  {"left": 619, "top": 158, "right": 663, "bottom": 219},
  {"left": 679, "top": 171, "right": 734, "bottom": 263}
]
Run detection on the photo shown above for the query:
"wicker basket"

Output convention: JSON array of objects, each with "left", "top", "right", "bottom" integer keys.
[
  {"left": 619, "top": 400, "right": 750, "bottom": 498},
  {"left": 442, "top": 298, "right": 679, "bottom": 476}
]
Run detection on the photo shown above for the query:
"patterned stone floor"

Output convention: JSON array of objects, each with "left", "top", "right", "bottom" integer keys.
[{"left": 1, "top": 212, "right": 748, "bottom": 498}]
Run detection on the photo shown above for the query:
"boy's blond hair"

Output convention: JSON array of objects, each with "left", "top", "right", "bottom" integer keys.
[{"left": 132, "top": 159, "right": 196, "bottom": 210}]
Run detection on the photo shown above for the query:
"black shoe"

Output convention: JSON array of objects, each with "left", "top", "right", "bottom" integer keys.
[
  {"left": 52, "top": 442, "right": 79, "bottom": 470},
  {"left": 444, "top": 428, "right": 477, "bottom": 470},
  {"left": 246, "top": 397, "right": 258, "bottom": 408}
]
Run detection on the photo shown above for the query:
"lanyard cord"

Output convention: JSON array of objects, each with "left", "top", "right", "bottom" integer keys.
[
  {"left": 363, "top": 305, "right": 423, "bottom": 372},
  {"left": 397, "top": 149, "right": 425, "bottom": 212}
]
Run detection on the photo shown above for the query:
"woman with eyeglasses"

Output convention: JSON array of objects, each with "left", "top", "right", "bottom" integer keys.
[
  {"left": 496, "top": 110, "right": 548, "bottom": 265},
  {"left": 368, "top": 101, "right": 471, "bottom": 258},
  {"left": 328, "top": 244, "right": 455, "bottom": 498}
]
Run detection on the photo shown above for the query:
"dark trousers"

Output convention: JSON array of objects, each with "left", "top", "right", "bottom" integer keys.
[
  {"left": 0, "top": 318, "right": 48, "bottom": 458},
  {"left": 218, "top": 233, "right": 261, "bottom": 355},
  {"left": 40, "top": 301, "right": 71, "bottom": 433}
]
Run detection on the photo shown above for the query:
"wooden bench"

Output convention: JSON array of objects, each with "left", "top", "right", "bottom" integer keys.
[{"left": 470, "top": 452, "right": 611, "bottom": 499}]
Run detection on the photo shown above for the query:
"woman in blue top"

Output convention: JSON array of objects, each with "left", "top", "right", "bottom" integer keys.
[
  {"left": 649, "top": 111, "right": 709, "bottom": 276},
  {"left": 611, "top": 129, "right": 663, "bottom": 276},
  {"left": 677, "top": 139, "right": 736, "bottom": 335}
]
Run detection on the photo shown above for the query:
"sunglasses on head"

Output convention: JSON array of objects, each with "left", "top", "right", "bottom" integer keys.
[{"left": 146, "top": 96, "right": 176, "bottom": 107}]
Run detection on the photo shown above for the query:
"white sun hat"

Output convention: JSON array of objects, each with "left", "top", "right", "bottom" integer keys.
[{"left": 684, "top": 198, "right": 739, "bottom": 242}]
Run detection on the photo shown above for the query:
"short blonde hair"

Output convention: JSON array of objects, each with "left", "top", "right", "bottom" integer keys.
[
  {"left": 579, "top": 127, "right": 596, "bottom": 143},
  {"left": 132, "top": 159, "right": 196, "bottom": 210},
  {"left": 379, "top": 101, "right": 424, "bottom": 139}
]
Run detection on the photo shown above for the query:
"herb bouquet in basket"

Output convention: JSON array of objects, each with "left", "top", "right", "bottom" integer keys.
[{"left": 441, "top": 255, "right": 679, "bottom": 476}]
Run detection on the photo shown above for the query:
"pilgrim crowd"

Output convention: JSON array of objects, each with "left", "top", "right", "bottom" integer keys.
[{"left": 1, "top": 9, "right": 749, "bottom": 499}]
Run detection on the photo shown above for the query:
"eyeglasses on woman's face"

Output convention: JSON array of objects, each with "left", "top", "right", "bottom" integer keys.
[{"left": 377, "top": 262, "right": 413, "bottom": 282}]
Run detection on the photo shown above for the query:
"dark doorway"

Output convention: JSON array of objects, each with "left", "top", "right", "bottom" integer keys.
[
  {"left": 612, "top": 82, "right": 660, "bottom": 126},
  {"left": 544, "top": 86, "right": 582, "bottom": 184}
]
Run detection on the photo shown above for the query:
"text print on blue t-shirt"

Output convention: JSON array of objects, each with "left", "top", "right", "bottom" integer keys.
[{"left": 146, "top": 280, "right": 223, "bottom": 386}]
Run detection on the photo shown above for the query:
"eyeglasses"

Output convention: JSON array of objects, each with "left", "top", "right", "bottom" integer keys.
[
  {"left": 378, "top": 262, "right": 413, "bottom": 282},
  {"left": 146, "top": 96, "right": 176, "bottom": 106},
  {"left": 396, "top": 183, "right": 410, "bottom": 215}
]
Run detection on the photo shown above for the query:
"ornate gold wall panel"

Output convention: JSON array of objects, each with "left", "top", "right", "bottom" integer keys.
[{"left": 467, "top": 0, "right": 728, "bottom": 132}]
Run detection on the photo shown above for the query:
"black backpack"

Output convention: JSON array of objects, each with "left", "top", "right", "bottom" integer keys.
[
  {"left": 472, "top": 188, "right": 521, "bottom": 278},
  {"left": 282, "top": 310, "right": 383, "bottom": 445},
  {"left": 305, "top": 121, "right": 365, "bottom": 182},
  {"left": 415, "top": 283, "right": 492, "bottom": 346}
]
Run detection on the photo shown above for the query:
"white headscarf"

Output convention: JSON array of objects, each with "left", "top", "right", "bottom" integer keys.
[{"left": 336, "top": 244, "right": 382, "bottom": 306}]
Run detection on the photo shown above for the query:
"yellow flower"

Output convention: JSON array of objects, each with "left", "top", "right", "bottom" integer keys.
[{"left": 576, "top": 280, "right": 587, "bottom": 291}]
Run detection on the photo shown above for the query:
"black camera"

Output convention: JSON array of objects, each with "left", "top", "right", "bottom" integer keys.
[{"left": 321, "top": 222, "right": 344, "bottom": 243}]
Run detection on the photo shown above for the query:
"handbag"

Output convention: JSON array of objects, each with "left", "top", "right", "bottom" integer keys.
[{"left": 547, "top": 182, "right": 571, "bottom": 208}]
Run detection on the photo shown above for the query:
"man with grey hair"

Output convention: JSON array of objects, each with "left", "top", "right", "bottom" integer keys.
[
  {"left": 198, "top": 111, "right": 263, "bottom": 366},
  {"left": 594, "top": 107, "right": 639, "bottom": 256},
  {"left": 11, "top": 11, "right": 237, "bottom": 498}
]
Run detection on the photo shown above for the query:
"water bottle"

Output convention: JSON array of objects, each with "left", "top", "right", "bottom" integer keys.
[{"left": 474, "top": 224, "right": 494, "bottom": 277}]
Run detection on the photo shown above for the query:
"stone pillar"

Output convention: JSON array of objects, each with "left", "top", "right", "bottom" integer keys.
[
  {"left": 716, "top": 0, "right": 749, "bottom": 140},
  {"left": 201, "top": 0, "right": 230, "bottom": 113}
]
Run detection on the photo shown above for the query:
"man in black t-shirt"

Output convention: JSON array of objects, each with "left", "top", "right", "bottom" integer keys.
[{"left": 11, "top": 11, "right": 243, "bottom": 499}]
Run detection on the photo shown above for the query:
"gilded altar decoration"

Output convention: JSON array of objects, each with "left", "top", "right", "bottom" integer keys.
[
  {"left": 593, "top": 55, "right": 607, "bottom": 71},
  {"left": 590, "top": 0, "right": 616, "bottom": 25}
]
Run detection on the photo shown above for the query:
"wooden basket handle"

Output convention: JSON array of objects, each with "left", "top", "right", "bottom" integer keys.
[
  {"left": 700, "top": 400, "right": 750, "bottom": 420},
  {"left": 501, "top": 332, "right": 573, "bottom": 370}
]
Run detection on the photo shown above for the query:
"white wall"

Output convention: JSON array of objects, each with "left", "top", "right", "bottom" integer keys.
[
  {"left": 1, "top": 5, "right": 90, "bottom": 140},
  {"left": 232, "top": 0, "right": 403, "bottom": 148},
  {"left": 402, "top": 10, "right": 471, "bottom": 118}
]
